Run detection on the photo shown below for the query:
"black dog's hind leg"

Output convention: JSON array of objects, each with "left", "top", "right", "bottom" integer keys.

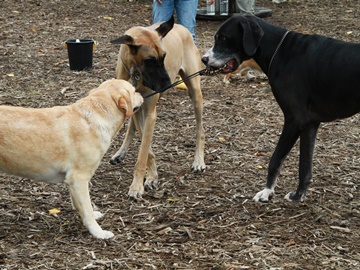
[
  {"left": 285, "top": 122, "right": 320, "bottom": 201},
  {"left": 254, "top": 120, "right": 302, "bottom": 202}
]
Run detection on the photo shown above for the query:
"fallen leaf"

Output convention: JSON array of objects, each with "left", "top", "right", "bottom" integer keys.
[
  {"left": 103, "top": 16, "right": 113, "bottom": 21},
  {"left": 49, "top": 208, "right": 61, "bottom": 215},
  {"left": 288, "top": 240, "right": 296, "bottom": 246},
  {"left": 6, "top": 73, "right": 15, "bottom": 77},
  {"left": 157, "top": 227, "right": 172, "bottom": 235},
  {"left": 175, "top": 81, "right": 187, "bottom": 90}
]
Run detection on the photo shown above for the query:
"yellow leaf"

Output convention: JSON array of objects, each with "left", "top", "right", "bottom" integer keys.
[
  {"left": 175, "top": 81, "right": 187, "bottom": 90},
  {"left": 103, "top": 16, "right": 113, "bottom": 21},
  {"left": 218, "top": 137, "right": 226, "bottom": 142},
  {"left": 6, "top": 73, "right": 14, "bottom": 77},
  {"left": 49, "top": 208, "right": 61, "bottom": 215},
  {"left": 257, "top": 165, "right": 263, "bottom": 169}
]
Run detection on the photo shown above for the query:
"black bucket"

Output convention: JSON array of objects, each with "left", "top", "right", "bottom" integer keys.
[{"left": 65, "top": 39, "right": 95, "bottom": 71}]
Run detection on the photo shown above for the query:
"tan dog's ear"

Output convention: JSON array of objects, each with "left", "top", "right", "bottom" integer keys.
[
  {"left": 110, "top": 35, "right": 140, "bottom": 55},
  {"left": 118, "top": 96, "right": 133, "bottom": 118},
  {"left": 155, "top": 16, "right": 174, "bottom": 39}
]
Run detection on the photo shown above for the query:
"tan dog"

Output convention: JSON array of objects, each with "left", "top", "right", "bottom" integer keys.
[
  {"left": 110, "top": 17, "right": 205, "bottom": 198},
  {"left": 0, "top": 79, "right": 143, "bottom": 239},
  {"left": 223, "top": 58, "right": 263, "bottom": 83}
]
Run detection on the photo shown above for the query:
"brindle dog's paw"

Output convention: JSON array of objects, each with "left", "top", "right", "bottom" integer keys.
[
  {"left": 109, "top": 153, "right": 126, "bottom": 165},
  {"left": 191, "top": 163, "right": 206, "bottom": 173},
  {"left": 128, "top": 185, "right": 144, "bottom": 199},
  {"left": 144, "top": 178, "right": 159, "bottom": 191}
]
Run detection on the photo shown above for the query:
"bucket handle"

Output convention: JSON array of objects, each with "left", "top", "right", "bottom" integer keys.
[{"left": 64, "top": 40, "right": 97, "bottom": 51}]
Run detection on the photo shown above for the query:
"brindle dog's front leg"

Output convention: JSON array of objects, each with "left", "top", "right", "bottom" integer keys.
[
  {"left": 110, "top": 118, "right": 136, "bottom": 165},
  {"left": 128, "top": 98, "right": 158, "bottom": 198}
]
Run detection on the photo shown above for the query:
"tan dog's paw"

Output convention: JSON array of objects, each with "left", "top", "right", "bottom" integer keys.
[
  {"left": 191, "top": 159, "right": 206, "bottom": 173},
  {"left": 128, "top": 183, "right": 144, "bottom": 198},
  {"left": 223, "top": 74, "right": 231, "bottom": 84},
  {"left": 93, "top": 211, "right": 104, "bottom": 220},
  {"left": 144, "top": 178, "right": 159, "bottom": 191},
  {"left": 93, "top": 229, "right": 114, "bottom": 239},
  {"left": 88, "top": 223, "right": 114, "bottom": 239}
]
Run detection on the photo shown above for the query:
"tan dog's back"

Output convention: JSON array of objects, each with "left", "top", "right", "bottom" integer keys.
[
  {"left": 0, "top": 79, "right": 141, "bottom": 183},
  {"left": 161, "top": 24, "right": 202, "bottom": 82}
]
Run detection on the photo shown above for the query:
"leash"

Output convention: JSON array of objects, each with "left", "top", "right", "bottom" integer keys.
[
  {"left": 143, "top": 69, "right": 205, "bottom": 99},
  {"left": 268, "top": 30, "right": 291, "bottom": 74},
  {"left": 143, "top": 66, "right": 226, "bottom": 99},
  {"left": 119, "top": 54, "right": 226, "bottom": 99}
]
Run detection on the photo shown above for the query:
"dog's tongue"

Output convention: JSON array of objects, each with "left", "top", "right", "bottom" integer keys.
[{"left": 223, "top": 59, "right": 234, "bottom": 73}]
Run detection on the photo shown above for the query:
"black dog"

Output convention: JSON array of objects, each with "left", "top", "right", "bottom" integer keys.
[{"left": 202, "top": 15, "right": 360, "bottom": 202}]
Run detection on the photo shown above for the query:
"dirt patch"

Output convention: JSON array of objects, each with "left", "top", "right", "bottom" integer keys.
[{"left": 0, "top": 0, "right": 359, "bottom": 269}]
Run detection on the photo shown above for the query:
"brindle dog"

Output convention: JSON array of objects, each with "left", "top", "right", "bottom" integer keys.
[{"left": 110, "top": 17, "right": 205, "bottom": 198}]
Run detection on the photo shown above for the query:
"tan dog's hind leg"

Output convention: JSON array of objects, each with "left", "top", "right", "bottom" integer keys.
[
  {"left": 180, "top": 54, "right": 206, "bottom": 173},
  {"left": 66, "top": 172, "right": 114, "bottom": 239},
  {"left": 223, "top": 59, "right": 262, "bottom": 84}
]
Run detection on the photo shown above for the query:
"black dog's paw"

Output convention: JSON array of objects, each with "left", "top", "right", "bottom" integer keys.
[{"left": 284, "top": 192, "right": 306, "bottom": 202}]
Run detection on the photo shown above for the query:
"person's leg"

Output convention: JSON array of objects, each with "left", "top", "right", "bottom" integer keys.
[
  {"left": 175, "top": 0, "right": 198, "bottom": 41},
  {"left": 153, "top": 0, "right": 175, "bottom": 23},
  {"left": 236, "top": 0, "right": 255, "bottom": 14}
]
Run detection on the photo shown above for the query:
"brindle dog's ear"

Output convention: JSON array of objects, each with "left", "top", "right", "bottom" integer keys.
[
  {"left": 155, "top": 16, "right": 174, "bottom": 39},
  {"left": 110, "top": 35, "right": 140, "bottom": 55},
  {"left": 240, "top": 17, "right": 264, "bottom": 56}
]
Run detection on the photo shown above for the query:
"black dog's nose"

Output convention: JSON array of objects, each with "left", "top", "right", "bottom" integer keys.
[{"left": 201, "top": 55, "right": 209, "bottom": 65}]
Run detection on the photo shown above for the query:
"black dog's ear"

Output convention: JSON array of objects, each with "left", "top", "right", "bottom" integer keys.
[
  {"left": 155, "top": 16, "right": 174, "bottom": 39},
  {"left": 110, "top": 35, "right": 140, "bottom": 55},
  {"left": 240, "top": 17, "right": 264, "bottom": 56}
]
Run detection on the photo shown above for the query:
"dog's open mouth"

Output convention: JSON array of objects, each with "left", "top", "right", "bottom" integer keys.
[
  {"left": 221, "top": 59, "right": 238, "bottom": 74},
  {"left": 203, "top": 59, "right": 238, "bottom": 76}
]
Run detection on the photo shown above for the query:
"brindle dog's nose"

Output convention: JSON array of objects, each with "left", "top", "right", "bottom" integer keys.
[{"left": 201, "top": 55, "right": 209, "bottom": 65}]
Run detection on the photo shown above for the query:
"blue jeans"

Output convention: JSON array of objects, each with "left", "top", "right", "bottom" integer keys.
[{"left": 152, "top": 0, "right": 198, "bottom": 41}]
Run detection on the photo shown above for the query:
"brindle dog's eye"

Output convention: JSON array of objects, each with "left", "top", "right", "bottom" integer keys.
[{"left": 145, "top": 57, "right": 157, "bottom": 64}]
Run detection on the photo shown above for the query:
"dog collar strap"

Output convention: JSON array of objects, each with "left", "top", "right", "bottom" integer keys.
[
  {"left": 268, "top": 30, "right": 291, "bottom": 73},
  {"left": 120, "top": 56, "right": 131, "bottom": 74},
  {"left": 120, "top": 56, "right": 141, "bottom": 83}
]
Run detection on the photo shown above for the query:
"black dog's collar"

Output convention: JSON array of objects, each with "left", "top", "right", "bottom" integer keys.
[{"left": 268, "top": 30, "right": 291, "bottom": 74}]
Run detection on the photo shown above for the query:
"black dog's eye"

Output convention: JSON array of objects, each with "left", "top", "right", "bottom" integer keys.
[{"left": 219, "top": 36, "right": 227, "bottom": 42}]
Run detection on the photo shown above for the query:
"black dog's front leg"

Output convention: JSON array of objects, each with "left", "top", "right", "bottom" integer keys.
[
  {"left": 254, "top": 120, "right": 301, "bottom": 202},
  {"left": 285, "top": 122, "right": 320, "bottom": 202}
]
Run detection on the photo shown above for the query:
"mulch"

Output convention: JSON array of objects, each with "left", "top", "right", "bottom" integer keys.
[{"left": 0, "top": 0, "right": 359, "bottom": 269}]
